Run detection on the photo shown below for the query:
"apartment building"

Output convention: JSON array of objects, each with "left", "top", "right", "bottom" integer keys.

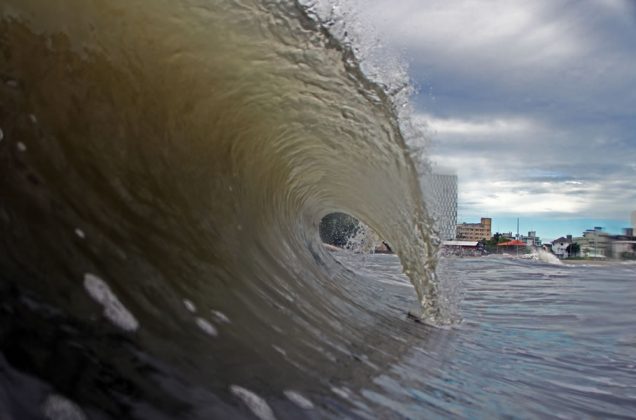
[{"left": 456, "top": 217, "right": 492, "bottom": 241}]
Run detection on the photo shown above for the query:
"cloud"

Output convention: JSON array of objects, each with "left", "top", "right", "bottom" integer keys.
[
  {"left": 352, "top": 0, "right": 636, "bottom": 126},
  {"left": 415, "top": 114, "right": 534, "bottom": 135},
  {"left": 351, "top": 0, "right": 636, "bottom": 223},
  {"left": 429, "top": 146, "right": 633, "bottom": 219},
  {"left": 333, "top": 0, "right": 636, "bottom": 226}
]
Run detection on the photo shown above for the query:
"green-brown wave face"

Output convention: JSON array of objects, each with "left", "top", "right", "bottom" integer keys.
[{"left": 0, "top": 0, "right": 444, "bottom": 415}]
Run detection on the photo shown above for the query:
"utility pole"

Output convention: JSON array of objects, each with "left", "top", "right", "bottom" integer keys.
[{"left": 517, "top": 218, "right": 520, "bottom": 256}]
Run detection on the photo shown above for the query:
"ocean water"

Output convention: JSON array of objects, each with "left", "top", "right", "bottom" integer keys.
[
  {"left": 318, "top": 253, "right": 636, "bottom": 418},
  {"left": 2, "top": 1, "right": 636, "bottom": 419},
  {"left": 2, "top": 251, "right": 636, "bottom": 418}
]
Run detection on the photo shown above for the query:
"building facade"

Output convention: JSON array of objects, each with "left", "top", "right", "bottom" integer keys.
[
  {"left": 421, "top": 173, "right": 458, "bottom": 241},
  {"left": 456, "top": 217, "right": 492, "bottom": 241},
  {"left": 551, "top": 236, "right": 572, "bottom": 258},
  {"left": 520, "top": 231, "right": 542, "bottom": 247},
  {"left": 574, "top": 227, "right": 611, "bottom": 258}
]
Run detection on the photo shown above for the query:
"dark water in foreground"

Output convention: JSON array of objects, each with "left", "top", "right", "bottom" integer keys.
[{"left": 2, "top": 254, "right": 635, "bottom": 419}]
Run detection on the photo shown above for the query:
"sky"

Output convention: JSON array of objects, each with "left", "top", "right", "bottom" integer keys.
[{"left": 346, "top": 0, "right": 636, "bottom": 240}]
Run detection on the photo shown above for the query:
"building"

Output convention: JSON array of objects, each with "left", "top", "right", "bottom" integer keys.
[
  {"left": 574, "top": 227, "right": 611, "bottom": 258},
  {"left": 421, "top": 173, "right": 458, "bottom": 241},
  {"left": 456, "top": 217, "right": 492, "bottom": 241},
  {"left": 497, "top": 232, "right": 516, "bottom": 241},
  {"left": 520, "top": 231, "right": 542, "bottom": 247},
  {"left": 441, "top": 240, "right": 481, "bottom": 256},
  {"left": 632, "top": 210, "right": 636, "bottom": 230},
  {"left": 610, "top": 233, "right": 636, "bottom": 259},
  {"left": 551, "top": 235, "right": 572, "bottom": 258}
]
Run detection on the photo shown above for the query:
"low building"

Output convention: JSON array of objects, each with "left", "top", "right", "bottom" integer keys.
[
  {"left": 441, "top": 240, "right": 481, "bottom": 256},
  {"left": 608, "top": 229, "right": 636, "bottom": 259},
  {"left": 551, "top": 236, "right": 572, "bottom": 258},
  {"left": 442, "top": 240, "right": 479, "bottom": 248},
  {"left": 498, "top": 232, "right": 515, "bottom": 241},
  {"left": 611, "top": 238, "right": 636, "bottom": 259},
  {"left": 574, "top": 227, "right": 611, "bottom": 258},
  {"left": 456, "top": 217, "right": 492, "bottom": 241},
  {"left": 520, "top": 231, "right": 542, "bottom": 247}
]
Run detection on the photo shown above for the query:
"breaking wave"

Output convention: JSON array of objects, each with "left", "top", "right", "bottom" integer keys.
[{"left": 0, "top": 0, "right": 445, "bottom": 417}]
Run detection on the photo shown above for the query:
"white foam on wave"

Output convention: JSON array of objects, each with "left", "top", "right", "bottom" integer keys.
[
  {"left": 42, "top": 394, "right": 86, "bottom": 420},
  {"left": 230, "top": 385, "right": 276, "bottom": 420},
  {"left": 527, "top": 249, "right": 564, "bottom": 265},
  {"left": 283, "top": 390, "right": 314, "bottom": 409},
  {"left": 83, "top": 273, "right": 139, "bottom": 332}
]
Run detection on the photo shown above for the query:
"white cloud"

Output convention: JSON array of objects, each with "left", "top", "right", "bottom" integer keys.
[
  {"left": 338, "top": 0, "right": 636, "bottom": 220},
  {"left": 415, "top": 114, "right": 534, "bottom": 135},
  {"left": 358, "top": 0, "right": 585, "bottom": 70},
  {"left": 429, "top": 149, "right": 633, "bottom": 219}
]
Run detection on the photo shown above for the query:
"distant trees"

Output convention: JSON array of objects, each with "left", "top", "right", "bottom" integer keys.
[
  {"left": 319, "top": 212, "right": 360, "bottom": 247},
  {"left": 484, "top": 232, "right": 509, "bottom": 246},
  {"left": 566, "top": 242, "right": 580, "bottom": 258}
]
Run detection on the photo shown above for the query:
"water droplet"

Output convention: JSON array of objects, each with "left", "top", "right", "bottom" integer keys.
[
  {"left": 195, "top": 317, "right": 217, "bottom": 336},
  {"left": 230, "top": 385, "right": 276, "bottom": 420},
  {"left": 183, "top": 299, "right": 196, "bottom": 313},
  {"left": 271, "top": 325, "right": 284, "bottom": 334},
  {"left": 74, "top": 228, "right": 85, "bottom": 239},
  {"left": 6, "top": 79, "right": 18, "bottom": 88},
  {"left": 83, "top": 273, "right": 139, "bottom": 332},
  {"left": 211, "top": 309, "right": 230, "bottom": 323},
  {"left": 283, "top": 390, "right": 314, "bottom": 410},
  {"left": 29, "top": 114, "right": 38, "bottom": 124},
  {"left": 272, "top": 345, "right": 286, "bottom": 356},
  {"left": 330, "top": 386, "right": 350, "bottom": 399},
  {"left": 237, "top": 224, "right": 243, "bottom": 231},
  {"left": 0, "top": 127, "right": 3, "bottom": 142},
  {"left": 17, "top": 142, "right": 27, "bottom": 152}
]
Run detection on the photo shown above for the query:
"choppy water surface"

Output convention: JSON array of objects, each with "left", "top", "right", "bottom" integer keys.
[
  {"left": 3, "top": 252, "right": 636, "bottom": 418},
  {"left": 349, "top": 255, "right": 636, "bottom": 419}
]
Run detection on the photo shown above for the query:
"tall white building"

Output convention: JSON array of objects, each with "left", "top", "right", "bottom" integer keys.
[
  {"left": 421, "top": 173, "right": 458, "bottom": 241},
  {"left": 632, "top": 210, "right": 636, "bottom": 230}
]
